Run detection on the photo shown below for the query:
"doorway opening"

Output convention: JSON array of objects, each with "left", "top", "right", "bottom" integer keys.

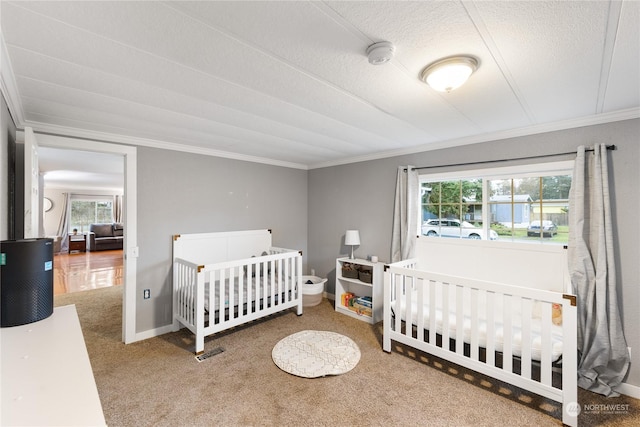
[{"left": 34, "top": 132, "right": 137, "bottom": 345}]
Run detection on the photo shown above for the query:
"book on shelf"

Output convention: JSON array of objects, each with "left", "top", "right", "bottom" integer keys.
[
  {"left": 341, "top": 292, "right": 355, "bottom": 307},
  {"left": 350, "top": 302, "right": 372, "bottom": 317},
  {"left": 355, "top": 296, "right": 372, "bottom": 308}
]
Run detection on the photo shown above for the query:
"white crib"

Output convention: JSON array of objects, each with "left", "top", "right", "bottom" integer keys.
[
  {"left": 172, "top": 229, "right": 303, "bottom": 354},
  {"left": 383, "top": 239, "right": 578, "bottom": 427}
]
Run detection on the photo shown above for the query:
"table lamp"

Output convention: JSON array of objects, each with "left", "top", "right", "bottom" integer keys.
[{"left": 345, "top": 230, "right": 360, "bottom": 260}]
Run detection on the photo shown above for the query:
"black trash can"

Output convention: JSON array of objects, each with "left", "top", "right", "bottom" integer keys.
[{"left": 1, "top": 238, "right": 54, "bottom": 327}]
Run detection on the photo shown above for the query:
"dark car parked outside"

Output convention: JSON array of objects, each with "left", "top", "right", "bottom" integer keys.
[{"left": 527, "top": 220, "right": 558, "bottom": 237}]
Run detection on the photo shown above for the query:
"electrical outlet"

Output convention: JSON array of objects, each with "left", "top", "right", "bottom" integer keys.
[{"left": 143, "top": 289, "right": 150, "bottom": 299}]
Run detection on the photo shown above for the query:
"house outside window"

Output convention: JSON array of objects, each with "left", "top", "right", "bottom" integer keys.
[{"left": 419, "top": 161, "right": 573, "bottom": 245}]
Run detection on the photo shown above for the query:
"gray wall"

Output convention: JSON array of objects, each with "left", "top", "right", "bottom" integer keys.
[
  {"left": 135, "top": 147, "right": 308, "bottom": 331},
  {"left": 308, "top": 118, "right": 640, "bottom": 387}
]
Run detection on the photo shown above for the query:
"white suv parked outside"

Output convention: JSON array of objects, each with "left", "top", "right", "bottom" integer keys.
[{"left": 422, "top": 219, "right": 498, "bottom": 240}]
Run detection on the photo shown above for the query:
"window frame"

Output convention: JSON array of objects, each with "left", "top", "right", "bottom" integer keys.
[
  {"left": 69, "top": 195, "right": 115, "bottom": 233},
  {"left": 418, "top": 160, "right": 574, "bottom": 244}
]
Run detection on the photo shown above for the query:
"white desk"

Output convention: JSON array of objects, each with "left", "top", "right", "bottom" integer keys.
[{"left": 1, "top": 305, "right": 106, "bottom": 426}]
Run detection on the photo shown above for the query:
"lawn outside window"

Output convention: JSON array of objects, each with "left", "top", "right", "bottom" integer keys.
[{"left": 419, "top": 161, "right": 573, "bottom": 245}]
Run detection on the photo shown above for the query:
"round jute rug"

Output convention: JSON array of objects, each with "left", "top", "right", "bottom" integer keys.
[{"left": 272, "top": 330, "right": 361, "bottom": 378}]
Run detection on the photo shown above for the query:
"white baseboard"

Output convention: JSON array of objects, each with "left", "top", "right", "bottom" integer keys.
[
  {"left": 615, "top": 382, "right": 640, "bottom": 399},
  {"left": 133, "top": 324, "right": 175, "bottom": 343}
]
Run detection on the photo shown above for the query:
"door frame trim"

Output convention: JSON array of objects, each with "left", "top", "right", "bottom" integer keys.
[{"left": 33, "top": 133, "right": 137, "bottom": 345}]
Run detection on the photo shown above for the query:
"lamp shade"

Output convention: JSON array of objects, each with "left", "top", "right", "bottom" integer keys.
[{"left": 345, "top": 230, "right": 360, "bottom": 246}]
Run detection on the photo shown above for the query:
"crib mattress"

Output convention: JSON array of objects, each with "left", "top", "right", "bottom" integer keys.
[
  {"left": 204, "top": 274, "right": 294, "bottom": 312},
  {"left": 391, "top": 300, "right": 563, "bottom": 362}
]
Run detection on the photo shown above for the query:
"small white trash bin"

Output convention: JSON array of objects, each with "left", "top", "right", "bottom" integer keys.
[{"left": 301, "top": 275, "right": 326, "bottom": 307}]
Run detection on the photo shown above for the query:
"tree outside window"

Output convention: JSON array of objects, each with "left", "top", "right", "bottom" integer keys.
[
  {"left": 422, "top": 179, "right": 483, "bottom": 223},
  {"left": 420, "top": 167, "right": 571, "bottom": 245},
  {"left": 70, "top": 200, "right": 113, "bottom": 233}
]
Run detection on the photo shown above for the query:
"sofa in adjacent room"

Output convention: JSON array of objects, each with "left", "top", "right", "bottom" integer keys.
[{"left": 87, "top": 223, "right": 124, "bottom": 251}]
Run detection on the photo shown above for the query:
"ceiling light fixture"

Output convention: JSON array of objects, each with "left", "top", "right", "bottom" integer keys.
[
  {"left": 420, "top": 56, "right": 479, "bottom": 92},
  {"left": 366, "top": 41, "right": 395, "bottom": 65}
]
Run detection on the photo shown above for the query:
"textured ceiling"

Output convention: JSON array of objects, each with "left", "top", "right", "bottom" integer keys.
[{"left": 2, "top": 1, "right": 639, "bottom": 171}]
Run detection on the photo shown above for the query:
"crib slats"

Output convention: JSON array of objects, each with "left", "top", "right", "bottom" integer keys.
[
  {"left": 264, "top": 259, "right": 269, "bottom": 306},
  {"left": 404, "top": 275, "right": 413, "bottom": 340},
  {"left": 470, "top": 288, "right": 479, "bottom": 361},
  {"left": 258, "top": 260, "right": 264, "bottom": 310},
  {"left": 284, "top": 255, "right": 291, "bottom": 303},
  {"left": 264, "top": 260, "right": 270, "bottom": 307},
  {"left": 277, "top": 258, "right": 282, "bottom": 304},
  {"left": 502, "top": 295, "right": 513, "bottom": 373},
  {"left": 442, "top": 284, "right": 450, "bottom": 348},
  {"left": 540, "top": 302, "right": 552, "bottom": 386},
  {"left": 394, "top": 275, "right": 403, "bottom": 338},
  {"left": 276, "top": 258, "right": 282, "bottom": 304},
  {"left": 195, "top": 270, "right": 205, "bottom": 350},
  {"left": 238, "top": 266, "right": 245, "bottom": 319},
  {"left": 520, "top": 298, "right": 533, "bottom": 380},
  {"left": 220, "top": 268, "right": 227, "bottom": 322},
  {"left": 247, "top": 264, "right": 254, "bottom": 314},
  {"left": 409, "top": 277, "right": 428, "bottom": 341},
  {"left": 428, "top": 279, "right": 437, "bottom": 344},
  {"left": 486, "top": 291, "right": 496, "bottom": 367},
  {"left": 267, "top": 260, "right": 273, "bottom": 308},
  {"left": 229, "top": 267, "right": 236, "bottom": 320},
  {"left": 455, "top": 286, "right": 464, "bottom": 355}
]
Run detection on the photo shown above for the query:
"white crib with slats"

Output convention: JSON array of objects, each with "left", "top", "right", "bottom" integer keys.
[
  {"left": 172, "top": 230, "right": 302, "bottom": 354},
  {"left": 383, "top": 239, "right": 578, "bottom": 427}
]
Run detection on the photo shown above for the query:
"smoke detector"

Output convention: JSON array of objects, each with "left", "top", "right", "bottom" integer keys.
[{"left": 366, "top": 41, "right": 395, "bottom": 65}]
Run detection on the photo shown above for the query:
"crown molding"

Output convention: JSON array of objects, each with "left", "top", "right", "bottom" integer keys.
[
  {"left": 308, "top": 107, "right": 640, "bottom": 169},
  {"left": 0, "top": 31, "right": 25, "bottom": 126},
  {"left": 25, "top": 107, "right": 639, "bottom": 172},
  {"left": 24, "top": 121, "right": 309, "bottom": 170}
]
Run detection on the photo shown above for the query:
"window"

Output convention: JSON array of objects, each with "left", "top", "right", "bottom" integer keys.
[
  {"left": 419, "top": 161, "right": 573, "bottom": 245},
  {"left": 69, "top": 198, "right": 113, "bottom": 233}
]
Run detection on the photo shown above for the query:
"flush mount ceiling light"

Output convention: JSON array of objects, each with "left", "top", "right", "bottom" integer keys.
[
  {"left": 420, "top": 56, "right": 479, "bottom": 92},
  {"left": 366, "top": 41, "right": 395, "bottom": 65}
]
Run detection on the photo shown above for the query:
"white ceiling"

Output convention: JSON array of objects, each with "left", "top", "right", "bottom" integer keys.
[
  {"left": 38, "top": 143, "right": 124, "bottom": 192},
  {"left": 2, "top": 1, "right": 639, "bottom": 172}
]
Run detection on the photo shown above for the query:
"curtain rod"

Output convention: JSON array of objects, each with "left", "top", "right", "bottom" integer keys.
[{"left": 407, "top": 144, "right": 616, "bottom": 171}]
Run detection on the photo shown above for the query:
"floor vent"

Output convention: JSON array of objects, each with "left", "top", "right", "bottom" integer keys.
[{"left": 195, "top": 347, "right": 224, "bottom": 362}]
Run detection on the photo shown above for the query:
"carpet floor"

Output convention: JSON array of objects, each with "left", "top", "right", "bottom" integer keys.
[{"left": 55, "top": 286, "right": 639, "bottom": 426}]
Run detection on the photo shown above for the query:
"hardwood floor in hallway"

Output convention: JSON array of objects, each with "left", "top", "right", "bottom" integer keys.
[{"left": 54, "top": 249, "right": 123, "bottom": 296}]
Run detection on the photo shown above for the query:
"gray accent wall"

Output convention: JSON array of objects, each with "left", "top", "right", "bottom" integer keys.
[
  {"left": 136, "top": 147, "right": 308, "bottom": 332},
  {"left": 307, "top": 118, "right": 640, "bottom": 387}
]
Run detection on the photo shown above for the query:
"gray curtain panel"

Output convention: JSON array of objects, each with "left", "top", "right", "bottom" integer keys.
[
  {"left": 56, "top": 192, "right": 71, "bottom": 253},
  {"left": 113, "top": 194, "right": 123, "bottom": 223},
  {"left": 568, "top": 144, "right": 630, "bottom": 397},
  {"left": 391, "top": 166, "right": 419, "bottom": 262}
]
